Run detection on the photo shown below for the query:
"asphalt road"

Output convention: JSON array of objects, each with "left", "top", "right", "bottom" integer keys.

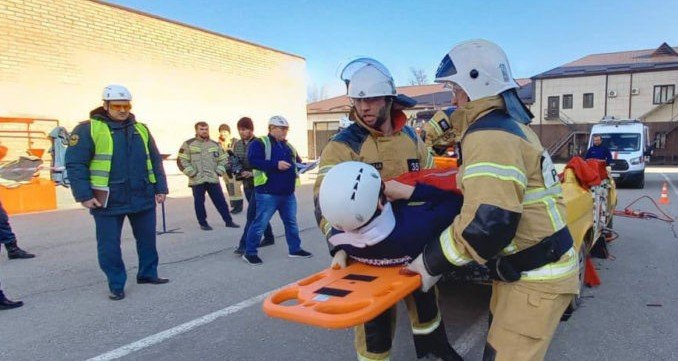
[{"left": 1, "top": 170, "right": 677, "bottom": 361}]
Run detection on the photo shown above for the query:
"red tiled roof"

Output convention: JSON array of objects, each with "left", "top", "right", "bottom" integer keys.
[
  {"left": 564, "top": 43, "right": 678, "bottom": 67},
  {"left": 307, "top": 81, "right": 531, "bottom": 113}
]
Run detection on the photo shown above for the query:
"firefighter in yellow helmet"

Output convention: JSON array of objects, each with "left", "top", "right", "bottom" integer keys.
[{"left": 407, "top": 40, "right": 579, "bottom": 361}]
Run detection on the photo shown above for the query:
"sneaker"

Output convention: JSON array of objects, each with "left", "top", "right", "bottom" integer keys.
[
  {"left": 259, "top": 238, "right": 275, "bottom": 247},
  {"left": 109, "top": 290, "right": 125, "bottom": 301},
  {"left": 242, "top": 254, "right": 263, "bottom": 265},
  {"left": 200, "top": 224, "right": 213, "bottom": 231},
  {"left": 225, "top": 221, "right": 240, "bottom": 228},
  {"left": 233, "top": 248, "right": 244, "bottom": 255},
  {"left": 288, "top": 249, "right": 313, "bottom": 258}
]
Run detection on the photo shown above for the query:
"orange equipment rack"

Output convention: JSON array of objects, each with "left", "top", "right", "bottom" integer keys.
[
  {"left": 0, "top": 178, "right": 57, "bottom": 214},
  {"left": 263, "top": 262, "right": 421, "bottom": 329}
]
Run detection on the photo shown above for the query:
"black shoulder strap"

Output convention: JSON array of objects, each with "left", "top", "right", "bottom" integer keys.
[{"left": 464, "top": 110, "right": 527, "bottom": 141}]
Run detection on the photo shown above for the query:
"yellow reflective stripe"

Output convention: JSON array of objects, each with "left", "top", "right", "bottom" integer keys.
[
  {"left": 189, "top": 146, "right": 201, "bottom": 152},
  {"left": 357, "top": 354, "right": 389, "bottom": 361},
  {"left": 134, "top": 123, "right": 156, "bottom": 184},
  {"left": 542, "top": 197, "right": 566, "bottom": 231},
  {"left": 523, "top": 185, "right": 563, "bottom": 203},
  {"left": 463, "top": 162, "right": 527, "bottom": 189},
  {"left": 424, "top": 151, "right": 434, "bottom": 169},
  {"left": 178, "top": 153, "right": 190, "bottom": 160},
  {"left": 411, "top": 314, "right": 441, "bottom": 335},
  {"left": 207, "top": 147, "right": 219, "bottom": 152},
  {"left": 500, "top": 241, "right": 518, "bottom": 256},
  {"left": 321, "top": 222, "right": 333, "bottom": 238},
  {"left": 440, "top": 227, "right": 472, "bottom": 266},
  {"left": 521, "top": 247, "right": 578, "bottom": 281}
]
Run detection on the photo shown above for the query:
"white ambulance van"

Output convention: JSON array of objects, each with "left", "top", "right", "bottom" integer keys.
[{"left": 588, "top": 118, "right": 651, "bottom": 188}]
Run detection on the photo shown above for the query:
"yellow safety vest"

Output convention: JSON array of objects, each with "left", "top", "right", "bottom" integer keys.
[
  {"left": 89, "top": 119, "right": 156, "bottom": 187},
  {"left": 252, "top": 136, "right": 300, "bottom": 187}
]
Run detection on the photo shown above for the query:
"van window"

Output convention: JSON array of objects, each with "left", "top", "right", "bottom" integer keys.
[{"left": 593, "top": 133, "right": 640, "bottom": 152}]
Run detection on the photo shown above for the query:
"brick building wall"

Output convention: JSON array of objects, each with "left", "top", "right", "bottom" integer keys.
[{"left": 0, "top": 0, "right": 307, "bottom": 160}]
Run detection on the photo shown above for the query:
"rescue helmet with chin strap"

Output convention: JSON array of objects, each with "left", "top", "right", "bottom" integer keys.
[
  {"left": 319, "top": 161, "right": 382, "bottom": 232},
  {"left": 341, "top": 58, "right": 396, "bottom": 99},
  {"left": 434, "top": 39, "right": 519, "bottom": 101}
]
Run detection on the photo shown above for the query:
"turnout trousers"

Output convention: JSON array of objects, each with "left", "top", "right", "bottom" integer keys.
[
  {"left": 355, "top": 286, "right": 456, "bottom": 360},
  {"left": 483, "top": 281, "right": 572, "bottom": 361}
]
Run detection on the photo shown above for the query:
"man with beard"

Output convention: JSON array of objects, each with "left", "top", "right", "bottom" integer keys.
[{"left": 314, "top": 59, "right": 447, "bottom": 361}]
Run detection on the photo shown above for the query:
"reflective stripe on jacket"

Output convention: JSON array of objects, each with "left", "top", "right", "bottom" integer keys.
[
  {"left": 252, "top": 135, "right": 300, "bottom": 187},
  {"left": 177, "top": 137, "right": 228, "bottom": 186},
  {"left": 90, "top": 119, "right": 156, "bottom": 187},
  {"left": 430, "top": 96, "right": 578, "bottom": 294}
]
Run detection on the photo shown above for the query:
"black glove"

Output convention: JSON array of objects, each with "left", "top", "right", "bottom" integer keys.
[{"left": 486, "top": 257, "right": 521, "bottom": 283}]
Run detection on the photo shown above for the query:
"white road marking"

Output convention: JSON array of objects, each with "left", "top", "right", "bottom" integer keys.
[
  {"left": 86, "top": 291, "right": 271, "bottom": 361},
  {"left": 87, "top": 288, "right": 488, "bottom": 360},
  {"left": 660, "top": 173, "right": 678, "bottom": 197},
  {"left": 453, "top": 314, "right": 487, "bottom": 356}
]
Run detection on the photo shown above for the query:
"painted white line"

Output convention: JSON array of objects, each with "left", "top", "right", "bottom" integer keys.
[
  {"left": 86, "top": 291, "right": 271, "bottom": 361},
  {"left": 453, "top": 314, "right": 488, "bottom": 356},
  {"left": 660, "top": 173, "right": 678, "bottom": 197}
]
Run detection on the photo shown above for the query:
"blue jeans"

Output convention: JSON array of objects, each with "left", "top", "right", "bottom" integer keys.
[
  {"left": 192, "top": 182, "right": 233, "bottom": 226},
  {"left": 237, "top": 187, "right": 274, "bottom": 251},
  {"left": 244, "top": 192, "right": 302, "bottom": 255},
  {"left": 0, "top": 201, "right": 16, "bottom": 244},
  {"left": 94, "top": 207, "right": 159, "bottom": 292}
]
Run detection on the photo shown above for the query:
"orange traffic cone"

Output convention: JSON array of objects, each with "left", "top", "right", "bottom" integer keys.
[
  {"left": 584, "top": 256, "right": 601, "bottom": 287},
  {"left": 659, "top": 182, "right": 670, "bottom": 205}
]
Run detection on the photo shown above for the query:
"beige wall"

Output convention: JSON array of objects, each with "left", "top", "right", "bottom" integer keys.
[
  {"left": 533, "top": 69, "right": 678, "bottom": 125},
  {"left": 0, "top": 0, "right": 307, "bottom": 158}
]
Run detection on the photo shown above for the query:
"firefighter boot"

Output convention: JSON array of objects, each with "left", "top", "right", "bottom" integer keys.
[
  {"left": 0, "top": 290, "right": 24, "bottom": 310},
  {"left": 230, "top": 200, "right": 243, "bottom": 214},
  {"left": 5, "top": 240, "right": 35, "bottom": 259}
]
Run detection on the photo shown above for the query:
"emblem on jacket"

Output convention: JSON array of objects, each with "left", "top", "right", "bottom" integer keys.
[
  {"left": 69, "top": 134, "right": 79, "bottom": 146},
  {"left": 438, "top": 119, "right": 450, "bottom": 131}
]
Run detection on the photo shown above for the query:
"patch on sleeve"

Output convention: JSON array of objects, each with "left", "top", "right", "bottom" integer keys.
[
  {"left": 68, "top": 134, "right": 80, "bottom": 146},
  {"left": 438, "top": 119, "right": 451, "bottom": 131},
  {"left": 407, "top": 159, "right": 421, "bottom": 172}
]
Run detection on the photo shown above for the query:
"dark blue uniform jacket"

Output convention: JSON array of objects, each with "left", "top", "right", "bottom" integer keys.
[
  {"left": 340, "top": 184, "right": 463, "bottom": 265},
  {"left": 585, "top": 145, "right": 612, "bottom": 165},
  {"left": 65, "top": 107, "right": 168, "bottom": 216},
  {"left": 247, "top": 134, "right": 302, "bottom": 196}
]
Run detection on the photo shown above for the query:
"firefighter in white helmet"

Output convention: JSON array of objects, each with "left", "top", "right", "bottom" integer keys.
[
  {"left": 406, "top": 39, "right": 578, "bottom": 361},
  {"left": 314, "top": 58, "right": 435, "bottom": 360},
  {"left": 320, "top": 161, "right": 464, "bottom": 360}
]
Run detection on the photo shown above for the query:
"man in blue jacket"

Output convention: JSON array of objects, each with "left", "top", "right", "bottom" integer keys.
[
  {"left": 585, "top": 135, "right": 613, "bottom": 164},
  {"left": 65, "top": 85, "right": 169, "bottom": 300},
  {"left": 242, "top": 116, "right": 312, "bottom": 265}
]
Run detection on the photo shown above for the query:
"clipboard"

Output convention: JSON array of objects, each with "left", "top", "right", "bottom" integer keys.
[{"left": 91, "top": 185, "right": 110, "bottom": 208}]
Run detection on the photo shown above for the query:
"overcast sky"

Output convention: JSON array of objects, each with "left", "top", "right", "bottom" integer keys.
[{"left": 107, "top": 0, "right": 678, "bottom": 99}]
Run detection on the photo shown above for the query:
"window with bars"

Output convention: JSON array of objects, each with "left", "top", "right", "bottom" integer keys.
[
  {"left": 583, "top": 93, "right": 594, "bottom": 108},
  {"left": 653, "top": 85, "right": 675, "bottom": 104}
]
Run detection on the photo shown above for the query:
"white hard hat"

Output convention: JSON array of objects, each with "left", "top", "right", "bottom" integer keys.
[
  {"left": 339, "top": 116, "right": 354, "bottom": 129},
  {"left": 268, "top": 115, "right": 289, "bottom": 127},
  {"left": 434, "top": 39, "right": 519, "bottom": 101},
  {"left": 341, "top": 58, "right": 396, "bottom": 99},
  {"left": 102, "top": 84, "right": 132, "bottom": 101},
  {"left": 319, "top": 161, "right": 382, "bottom": 232}
]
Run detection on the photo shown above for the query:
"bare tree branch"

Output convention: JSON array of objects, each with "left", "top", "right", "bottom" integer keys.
[{"left": 409, "top": 67, "right": 428, "bottom": 85}]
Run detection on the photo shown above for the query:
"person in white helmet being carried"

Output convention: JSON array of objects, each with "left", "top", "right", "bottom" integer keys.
[
  {"left": 320, "top": 161, "right": 464, "bottom": 361},
  {"left": 408, "top": 40, "right": 578, "bottom": 361},
  {"left": 65, "top": 85, "right": 170, "bottom": 301}
]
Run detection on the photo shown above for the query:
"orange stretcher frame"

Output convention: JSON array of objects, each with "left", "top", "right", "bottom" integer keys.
[{"left": 262, "top": 262, "right": 421, "bottom": 329}]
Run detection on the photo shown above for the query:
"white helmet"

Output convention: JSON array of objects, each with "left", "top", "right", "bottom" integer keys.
[
  {"left": 341, "top": 58, "right": 396, "bottom": 99},
  {"left": 319, "top": 161, "right": 382, "bottom": 232},
  {"left": 268, "top": 115, "right": 289, "bottom": 127},
  {"left": 339, "top": 116, "right": 354, "bottom": 129},
  {"left": 434, "top": 39, "right": 519, "bottom": 101},
  {"left": 102, "top": 84, "right": 132, "bottom": 101}
]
